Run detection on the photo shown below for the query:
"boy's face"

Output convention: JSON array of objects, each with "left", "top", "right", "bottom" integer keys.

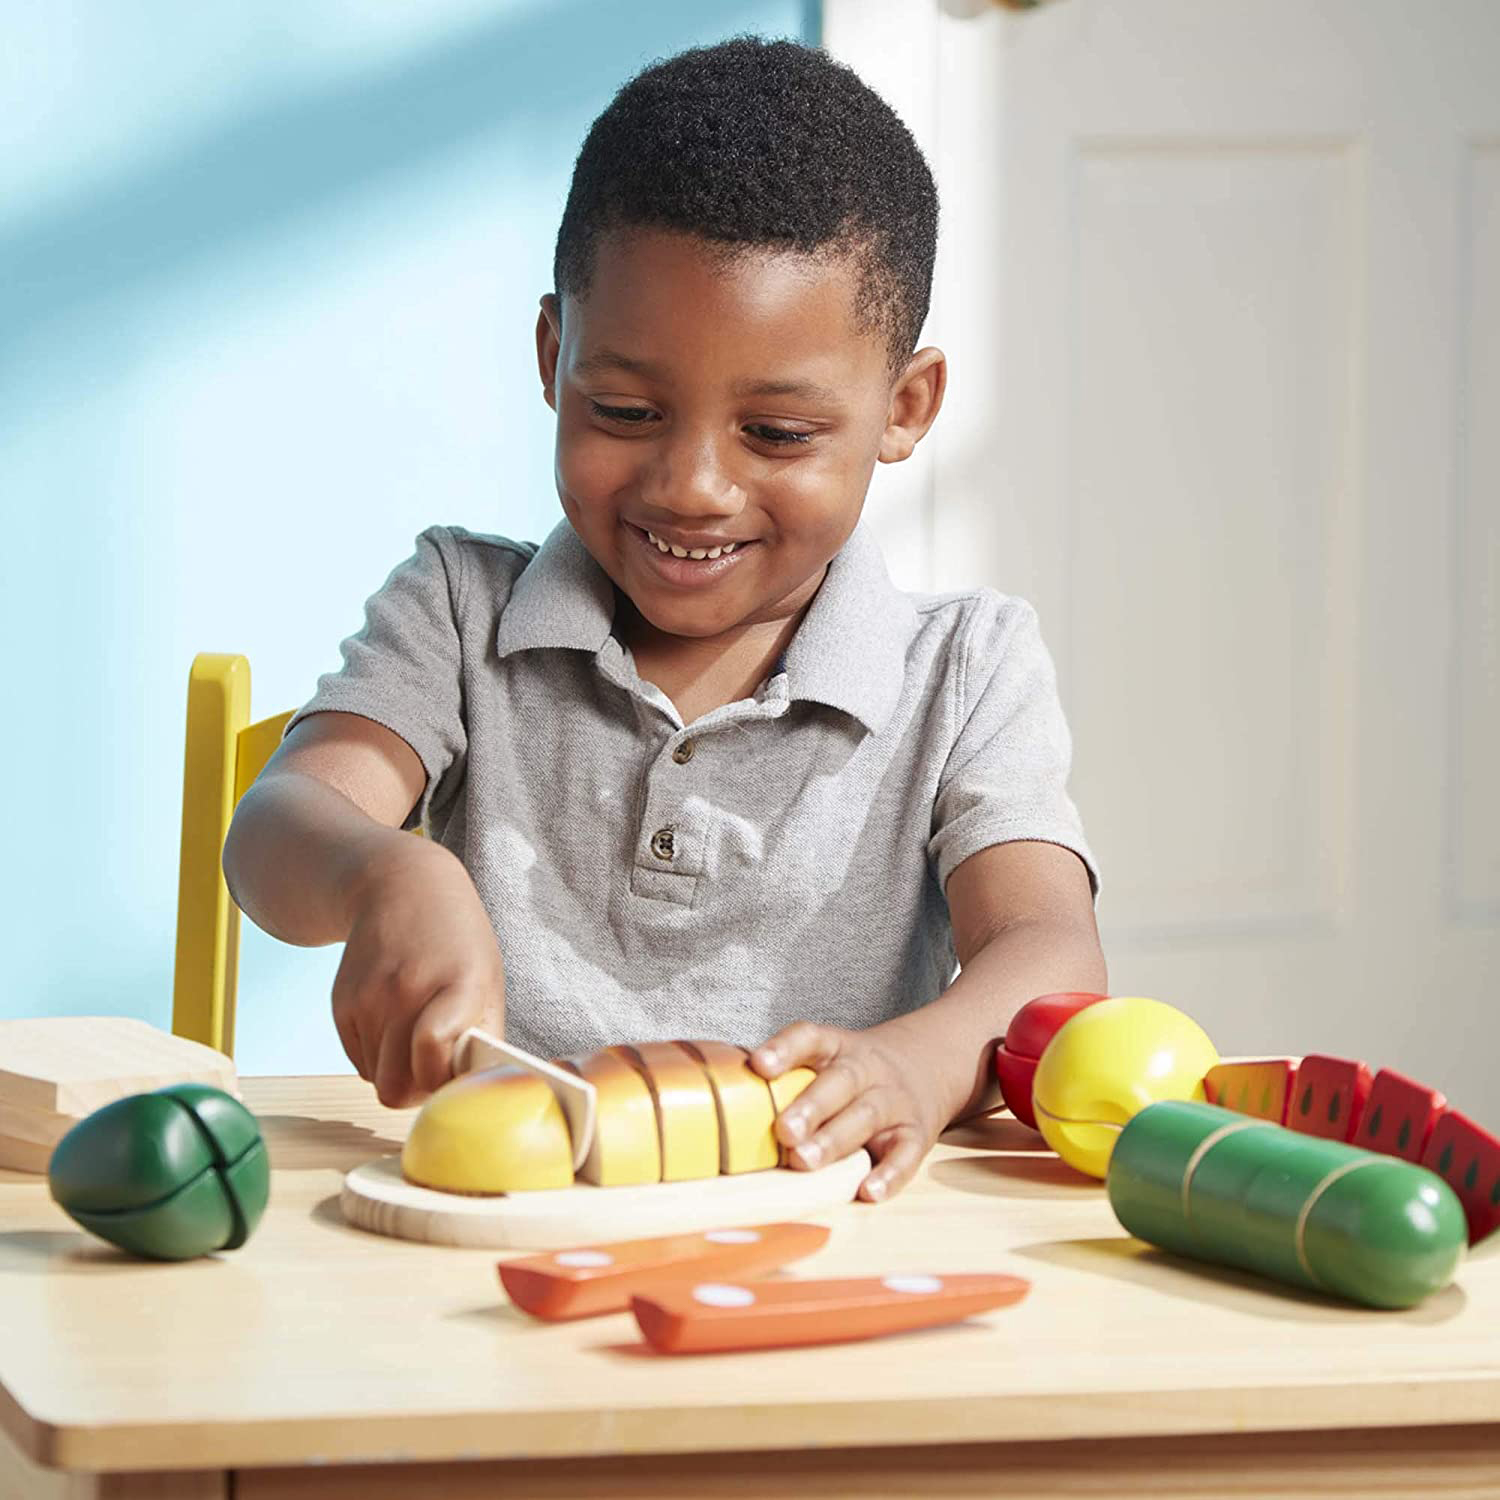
[{"left": 536, "top": 229, "right": 943, "bottom": 645}]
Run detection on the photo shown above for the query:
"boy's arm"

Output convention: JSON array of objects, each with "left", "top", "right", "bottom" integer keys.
[
  {"left": 223, "top": 711, "right": 505, "bottom": 1106},
  {"left": 750, "top": 840, "right": 1103, "bottom": 1201}
]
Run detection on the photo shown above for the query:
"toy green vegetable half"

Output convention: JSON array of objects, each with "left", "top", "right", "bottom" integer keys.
[
  {"left": 1106, "top": 1100, "right": 1465, "bottom": 1309},
  {"left": 48, "top": 1085, "right": 269, "bottom": 1260}
]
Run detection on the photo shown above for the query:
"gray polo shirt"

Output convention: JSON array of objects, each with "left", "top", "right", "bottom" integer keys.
[{"left": 287, "top": 520, "right": 1097, "bottom": 1057}]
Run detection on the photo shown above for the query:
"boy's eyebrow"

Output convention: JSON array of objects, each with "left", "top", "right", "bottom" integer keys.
[{"left": 573, "top": 348, "right": 843, "bottom": 406}]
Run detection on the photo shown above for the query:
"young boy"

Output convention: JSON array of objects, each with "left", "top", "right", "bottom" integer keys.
[{"left": 223, "top": 37, "right": 1104, "bottom": 1204}]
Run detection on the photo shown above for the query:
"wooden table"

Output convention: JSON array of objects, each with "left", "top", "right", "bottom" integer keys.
[{"left": 2, "top": 1076, "right": 1498, "bottom": 1499}]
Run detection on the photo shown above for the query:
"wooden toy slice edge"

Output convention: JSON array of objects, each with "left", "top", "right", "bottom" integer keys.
[{"left": 340, "top": 1149, "right": 872, "bottom": 1250}]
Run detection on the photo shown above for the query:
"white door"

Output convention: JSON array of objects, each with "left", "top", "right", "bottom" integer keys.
[{"left": 826, "top": 0, "right": 1500, "bottom": 1111}]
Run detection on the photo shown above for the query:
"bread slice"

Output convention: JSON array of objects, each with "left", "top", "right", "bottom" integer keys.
[
  {"left": 676, "top": 1041, "right": 778, "bottom": 1174},
  {"left": 615, "top": 1043, "right": 720, "bottom": 1183},
  {"left": 565, "top": 1050, "right": 661, "bottom": 1187}
]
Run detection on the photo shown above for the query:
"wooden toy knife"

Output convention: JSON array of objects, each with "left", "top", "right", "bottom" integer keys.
[
  {"left": 499, "top": 1221, "right": 830, "bottom": 1320},
  {"left": 631, "top": 1272, "right": 1031, "bottom": 1353}
]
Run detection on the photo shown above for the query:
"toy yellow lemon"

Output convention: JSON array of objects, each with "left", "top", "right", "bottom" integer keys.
[
  {"left": 1031, "top": 996, "right": 1218, "bottom": 1178},
  {"left": 402, "top": 1065, "right": 573, "bottom": 1193}
]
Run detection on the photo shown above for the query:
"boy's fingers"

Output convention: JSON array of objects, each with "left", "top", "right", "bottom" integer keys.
[
  {"left": 774, "top": 1058, "right": 860, "bottom": 1147},
  {"left": 332, "top": 1005, "right": 366, "bottom": 1080},
  {"left": 750, "top": 1021, "right": 844, "bottom": 1078},
  {"left": 410, "top": 986, "right": 482, "bottom": 1095},
  {"left": 330, "top": 955, "right": 369, "bottom": 1079},
  {"left": 787, "top": 1088, "right": 888, "bottom": 1172},
  {"left": 859, "top": 1127, "right": 926, "bottom": 1202},
  {"left": 373, "top": 1009, "right": 421, "bottom": 1109}
]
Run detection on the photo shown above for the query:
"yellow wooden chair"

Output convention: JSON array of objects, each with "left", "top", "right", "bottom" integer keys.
[{"left": 170, "top": 654, "right": 292, "bottom": 1056}]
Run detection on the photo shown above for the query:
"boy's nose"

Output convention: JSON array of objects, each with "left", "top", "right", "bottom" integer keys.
[{"left": 639, "top": 432, "right": 743, "bottom": 518}]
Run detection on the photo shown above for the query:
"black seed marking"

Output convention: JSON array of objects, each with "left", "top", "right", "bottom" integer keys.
[
  {"left": 1300, "top": 1087, "right": 1312, "bottom": 1116},
  {"left": 1398, "top": 1118, "right": 1411, "bottom": 1151},
  {"left": 1368, "top": 1105, "right": 1383, "bottom": 1137}
]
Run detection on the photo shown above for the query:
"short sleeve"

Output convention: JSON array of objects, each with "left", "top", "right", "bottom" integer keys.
[
  {"left": 927, "top": 596, "right": 1099, "bottom": 898},
  {"left": 285, "top": 527, "right": 468, "bottom": 830}
]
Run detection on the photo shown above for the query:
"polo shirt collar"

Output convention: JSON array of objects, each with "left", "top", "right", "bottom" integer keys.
[
  {"left": 495, "top": 518, "right": 916, "bottom": 735},
  {"left": 780, "top": 521, "right": 917, "bottom": 736},
  {"left": 495, "top": 521, "right": 616, "bottom": 658}
]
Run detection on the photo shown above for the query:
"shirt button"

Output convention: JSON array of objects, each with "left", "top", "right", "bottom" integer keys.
[
  {"left": 672, "top": 738, "right": 695, "bottom": 764},
  {"left": 649, "top": 828, "right": 676, "bottom": 862}
]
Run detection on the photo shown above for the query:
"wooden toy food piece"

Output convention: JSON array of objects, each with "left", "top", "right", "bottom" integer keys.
[
  {"left": 1203, "top": 1057, "right": 1298, "bottom": 1124},
  {"left": 680, "top": 1041, "right": 782, "bottom": 1173},
  {"left": 457, "top": 1028, "right": 595, "bottom": 1171},
  {"left": 1421, "top": 1109, "right": 1500, "bottom": 1245},
  {"left": 563, "top": 1050, "right": 661, "bottom": 1187},
  {"left": 616, "top": 1043, "right": 720, "bottom": 1182},
  {"left": 401, "top": 1067, "right": 574, "bottom": 1194},
  {"left": 993, "top": 992, "right": 1108, "bottom": 1129},
  {"left": 631, "top": 1272, "right": 1031, "bottom": 1354},
  {"left": 1359, "top": 1068, "right": 1447, "bottom": 1163},
  {"left": 1031, "top": 997, "right": 1219, "bottom": 1179},
  {"left": 402, "top": 1041, "right": 818, "bottom": 1194},
  {"left": 1106, "top": 1100, "right": 1466, "bottom": 1308},
  {"left": 499, "top": 1221, "right": 830, "bottom": 1320},
  {"left": 1286, "top": 1055, "right": 1372, "bottom": 1142},
  {"left": 48, "top": 1084, "right": 268, "bottom": 1260}
]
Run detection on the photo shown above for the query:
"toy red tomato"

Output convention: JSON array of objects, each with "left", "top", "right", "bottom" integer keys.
[{"left": 993, "top": 991, "right": 1108, "bottom": 1129}]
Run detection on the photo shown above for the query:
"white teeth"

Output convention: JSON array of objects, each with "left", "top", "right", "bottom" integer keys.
[{"left": 645, "top": 530, "right": 742, "bottom": 560}]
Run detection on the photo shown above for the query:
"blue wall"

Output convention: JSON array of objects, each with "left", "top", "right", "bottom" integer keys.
[{"left": 0, "top": 0, "right": 817, "bottom": 1074}]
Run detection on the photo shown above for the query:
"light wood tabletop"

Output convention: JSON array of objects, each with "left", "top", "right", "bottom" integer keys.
[{"left": 2, "top": 1075, "right": 1498, "bottom": 1499}]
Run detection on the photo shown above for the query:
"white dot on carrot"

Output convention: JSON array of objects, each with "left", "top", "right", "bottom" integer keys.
[
  {"left": 704, "top": 1229, "right": 761, "bottom": 1244},
  {"left": 882, "top": 1275, "right": 943, "bottom": 1295},
  {"left": 555, "top": 1250, "right": 613, "bottom": 1268},
  {"left": 692, "top": 1283, "right": 757, "bottom": 1308}
]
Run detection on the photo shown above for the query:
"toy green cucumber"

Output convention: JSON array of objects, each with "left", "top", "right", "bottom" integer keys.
[{"left": 1106, "top": 1100, "right": 1465, "bottom": 1308}]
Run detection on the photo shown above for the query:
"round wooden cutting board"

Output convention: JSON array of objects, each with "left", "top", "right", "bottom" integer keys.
[{"left": 340, "top": 1150, "right": 872, "bottom": 1250}]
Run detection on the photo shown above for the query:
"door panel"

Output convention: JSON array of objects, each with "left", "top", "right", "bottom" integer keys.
[{"left": 826, "top": 0, "right": 1500, "bottom": 1111}]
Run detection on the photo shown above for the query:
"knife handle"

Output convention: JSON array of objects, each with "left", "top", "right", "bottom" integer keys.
[
  {"left": 631, "top": 1272, "right": 1030, "bottom": 1353},
  {"left": 499, "top": 1221, "right": 830, "bottom": 1321}
]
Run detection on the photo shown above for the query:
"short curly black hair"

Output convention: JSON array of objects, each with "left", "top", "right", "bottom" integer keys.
[{"left": 553, "top": 36, "right": 939, "bottom": 376}]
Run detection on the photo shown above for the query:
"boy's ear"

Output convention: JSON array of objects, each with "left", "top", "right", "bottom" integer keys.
[
  {"left": 536, "top": 294, "right": 562, "bottom": 411},
  {"left": 878, "top": 347, "right": 946, "bottom": 464}
]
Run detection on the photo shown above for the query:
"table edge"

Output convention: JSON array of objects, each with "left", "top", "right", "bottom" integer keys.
[{"left": 11, "top": 1377, "right": 1500, "bottom": 1474}]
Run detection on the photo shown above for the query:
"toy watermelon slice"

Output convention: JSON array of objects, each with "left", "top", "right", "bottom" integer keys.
[
  {"left": 1421, "top": 1108, "right": 1500, "bottom": 1245},
  {"left": 1287, "top": 1055, "right": 1372, "bottom": 1143},
  {"left": 1358, "top": 1068, "right": 1446, "bottom": 1164}
]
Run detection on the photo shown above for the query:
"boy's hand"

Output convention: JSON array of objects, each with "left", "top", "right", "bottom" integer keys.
[
  {"left": 749, "top": 1018, "right": 962, "bottom": 1203},
  {"left": 332, "top": 840, "right": 505, "bottom": 1109}
]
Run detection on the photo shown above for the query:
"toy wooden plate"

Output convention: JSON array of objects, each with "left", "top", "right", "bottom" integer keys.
[{"left": 340, "top": 1150, "right": 872, "bottom": 1250}]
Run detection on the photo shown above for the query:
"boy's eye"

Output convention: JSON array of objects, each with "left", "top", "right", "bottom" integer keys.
[
  {"left": 586, "top": 401, "right": 814, "bottom": 448},
  {"left": 588, "top": 400, "right": 656, "bottom": 425}
]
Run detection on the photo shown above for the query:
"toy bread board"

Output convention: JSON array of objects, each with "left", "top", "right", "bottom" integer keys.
[
  {"left": 340, "top": 1148, "right": 871, "bottom": 1250},
  {"left": 0, "top": 1016, "right": 238, "bottom": 1174}
]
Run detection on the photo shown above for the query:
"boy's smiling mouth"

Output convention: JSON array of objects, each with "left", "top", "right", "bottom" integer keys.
[
  {"left": 645, "top": 529, "right": 741, "bottom": 560},
  {"left": 624, "top": 520, "right": 758, "bottom": 586}
]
